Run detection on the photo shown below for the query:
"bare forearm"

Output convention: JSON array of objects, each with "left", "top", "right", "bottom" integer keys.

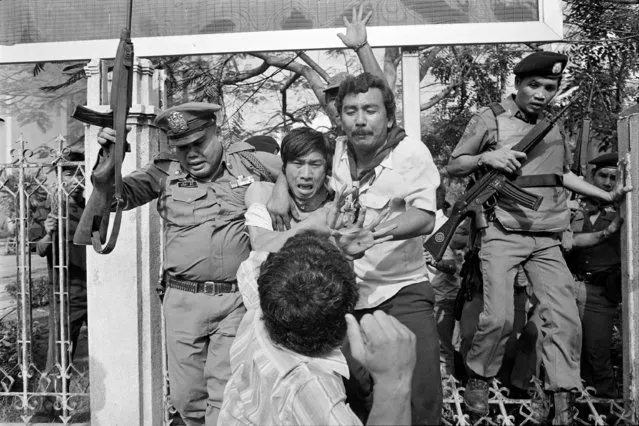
[
  {"left": 572, "top": 230, "right": 614, "bottom": 249},
  {"left": 366, "top": 383, "right": 411, "bottom": 426},
  {"left": 381, "top": 208, "right": 435, "bottom": 240},
  {"left": 358, "top": 44, "right": 386, "bottom": 83},
  {"left": 563, "top": 172, "right": 612, "bottom": 203},
  {"left": 249, "top": 226, "right": 300, "bottom": 253},
  {"left": 447, "top": 154, "right": 482, "bottom": 177}
]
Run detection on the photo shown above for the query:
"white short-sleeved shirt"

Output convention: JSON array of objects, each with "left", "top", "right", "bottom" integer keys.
[{"left": 331, "top": 135, "right": 440, "bottom": 309}]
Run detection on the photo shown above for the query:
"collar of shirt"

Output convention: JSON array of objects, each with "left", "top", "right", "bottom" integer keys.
[
  {"left": 236, "top": 251, "right": 350, "bottom": 379},
  {"left": 335, "top": 136, "right": 394, "bottom": 192},
  {"left": 253, "top": 317, "right": 350, "bottom": 379},
  {"left": 504, "top": 95, "right": 535, "bottom": 124}
]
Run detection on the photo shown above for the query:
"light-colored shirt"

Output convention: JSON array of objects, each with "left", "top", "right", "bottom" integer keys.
[
  {"left": 244, "top": 181, "right": 276, "bottom": 230},
  {"left": 219, "top": 252, "right": 362, "bottom": 426},
  {"left": 331, "top": 135, "right": 439, "bottom": 309}
]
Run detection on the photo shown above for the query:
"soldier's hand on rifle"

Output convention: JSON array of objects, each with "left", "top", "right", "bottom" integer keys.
[
  {"left": 93, "top": 126, "right": 131, "bottom": 187},
  {"left": 478, "top": 147, "right": 527, "bottom": 174}
]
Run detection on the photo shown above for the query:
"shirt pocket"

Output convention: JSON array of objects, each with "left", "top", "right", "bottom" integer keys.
[
  {"left": 361, "top": 192, "right": 390, "bottom": 227},
  {"left": 164, "top": 185, "right": 212, "bottom": 226}
]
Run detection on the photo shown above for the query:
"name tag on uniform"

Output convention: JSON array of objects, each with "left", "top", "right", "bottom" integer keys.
[
  {"left": 231, "top": 175, "right": 254, "bottom": 188},
  {"left": 178, "top": 178, "right": 198, "bottom": 188}
]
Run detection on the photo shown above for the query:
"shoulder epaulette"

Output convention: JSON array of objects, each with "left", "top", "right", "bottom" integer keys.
[{"left": 152, "top": 151, "right": 180, "bottom": 175}]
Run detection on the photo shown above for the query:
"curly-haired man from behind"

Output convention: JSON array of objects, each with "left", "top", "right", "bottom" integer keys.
[{"left": 219, "top": 231, "right": 416, "bottom": 425}]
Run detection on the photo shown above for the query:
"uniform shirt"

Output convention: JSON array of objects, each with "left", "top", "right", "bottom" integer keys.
[
  {"left": 451, "top": 95, "right": 571, "bottom": 232},
  {"left": 567, "top": 201, "right": 620, "bottom": 274},
  {"left": 119, "top": 142, "right": 280, "bottom": 281},
  {"left": 219, "top": 251, "right": 361, "bottom": 426},
  {"left": 331, "top": 135, "right": 439, "bottom": 309}
]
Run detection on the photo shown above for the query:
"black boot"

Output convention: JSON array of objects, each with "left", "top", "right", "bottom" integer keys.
[
  {"left": 552, "top": 391, "right": 575, "bottom": 425},
  {"left": 464, "top": 377, "right": 490, "bottom": 415}
]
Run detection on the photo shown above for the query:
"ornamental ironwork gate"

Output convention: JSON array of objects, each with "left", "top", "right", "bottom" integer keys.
[{"left": 0, "top": 136, "right": 89, "bottom": 425}]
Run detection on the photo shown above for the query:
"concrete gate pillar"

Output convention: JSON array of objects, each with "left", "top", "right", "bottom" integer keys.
[
  {"left": 618, "top": 104, "right": 639, "bottom": 422},
  {"left": 83, "top": 58, "right": 167, "bottom": 426}
]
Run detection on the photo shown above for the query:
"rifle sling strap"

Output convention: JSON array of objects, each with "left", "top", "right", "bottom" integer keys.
[
  {"left": 488, "top": 102, "right": 506, "bottom": 118},
  {"left": 513, "top": 173, "right": 563, "bottom": 188}
]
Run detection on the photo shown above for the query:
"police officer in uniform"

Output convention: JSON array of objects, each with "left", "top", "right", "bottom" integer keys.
[
  {"left": 565, "top": 152, "right": 623, "bottom": 397},
  {"left": 447, "top": 51, "right": 630, "bottom": 424},
  {"left": 93, "top": 103, "right": 281, "bottom": 425}
]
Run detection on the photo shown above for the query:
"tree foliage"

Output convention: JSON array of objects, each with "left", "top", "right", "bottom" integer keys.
[
  {"left": 562, "top": 0, "right": 639, "bottom": 151},
  {"left": 2, "top": 1, "right": 636, "bottom": 157}
]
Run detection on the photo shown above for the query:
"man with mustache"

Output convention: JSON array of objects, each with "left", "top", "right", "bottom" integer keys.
[
  {"left": 268, "top": 72, "right": 442, "bottom": 425},
  {"left": 92, "top": 102, "right": 280, "bottom": 425},
  {"left": 447, "top": 51, "right": 631, "bottom": 424}
]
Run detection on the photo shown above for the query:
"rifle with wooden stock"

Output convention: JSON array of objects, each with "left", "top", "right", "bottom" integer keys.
[
  {"left": 424, "top": 103, "right": 571, "bottom": 261},
  {"left": 72, "top": 1, "right": 134, "bottom": 254}
]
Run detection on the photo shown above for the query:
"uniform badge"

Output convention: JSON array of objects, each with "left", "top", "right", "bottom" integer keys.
[
  {"left": 552, "top": 62, "right": 562, "bottom": 74},
  {"left": 177, "top": 177, "right": 198, "bottom": 188},
  {"left": 231, "top": 175, "right": 255, "bottom": 188},
  {"left": 168, "top": 111, "right": 189, "bottom": 133}
]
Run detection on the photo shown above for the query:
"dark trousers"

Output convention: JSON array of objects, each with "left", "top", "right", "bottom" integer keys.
[
  {"left": 575, "top": 281, "right": 618, "bottom": 397},
  {"left": 342, "top": 282, "right": 442, "bottom": 425}
]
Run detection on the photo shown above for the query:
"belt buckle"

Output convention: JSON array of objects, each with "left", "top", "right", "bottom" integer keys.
[{"left": 203, "top": 281, "right": 217, "bottom": 294}]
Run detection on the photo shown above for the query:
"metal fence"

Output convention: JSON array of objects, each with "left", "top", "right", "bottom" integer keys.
[
  {"left": 441, "top": 376, "right": 633, "bottom": 425},
  {"left": 0, "top": 136, "right": 635, "bottom": 425},
  {"left": 0, "top": 136, "right": 89, "bottom": 425}
]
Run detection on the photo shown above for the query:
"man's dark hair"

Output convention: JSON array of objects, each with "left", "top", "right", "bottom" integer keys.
[
  {"left": 280, "top": 127, "right": 332, "bottom": 174},
  {"left": 335, "top": 72, "right": 396, "bottom": 120},
  {"left": 258, "top": 231, "right": 358, "bottom": 357}
]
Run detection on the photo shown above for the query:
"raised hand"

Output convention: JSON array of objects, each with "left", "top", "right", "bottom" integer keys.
[
  {"left": 94, "top": 126, "right": 132, "bottom": 187},
  {"left": 608, "top": 159, "right": 633, "bottom": 203},
  {"left": 337, "top": 4, "right": 372, "bottom": 50}
]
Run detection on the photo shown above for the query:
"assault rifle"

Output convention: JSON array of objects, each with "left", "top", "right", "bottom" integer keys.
[
  {"left": 73, "top": 1, "right": 134, "bottom": 254},
  {"left": 570, "top": 81, "right": 595, "bottom": 177},
  {"left": 424, "top": 104, "right": 571, "bottom": 261}
]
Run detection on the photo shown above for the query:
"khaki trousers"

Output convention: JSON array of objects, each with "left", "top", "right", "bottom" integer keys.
[
  {"left": 466, "top": 221, "right": 582, "bottom": 391},
  {"left": 164, "top": 287, "right": 246, "bottom": 426}
]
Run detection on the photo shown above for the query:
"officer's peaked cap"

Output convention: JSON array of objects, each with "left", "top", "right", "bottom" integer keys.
[
  {"left": 589, "top": 152, "right": 618, "bottom": 168},
  {"left": 155, "top": 102, "right": 221, "bottom": 146}
]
